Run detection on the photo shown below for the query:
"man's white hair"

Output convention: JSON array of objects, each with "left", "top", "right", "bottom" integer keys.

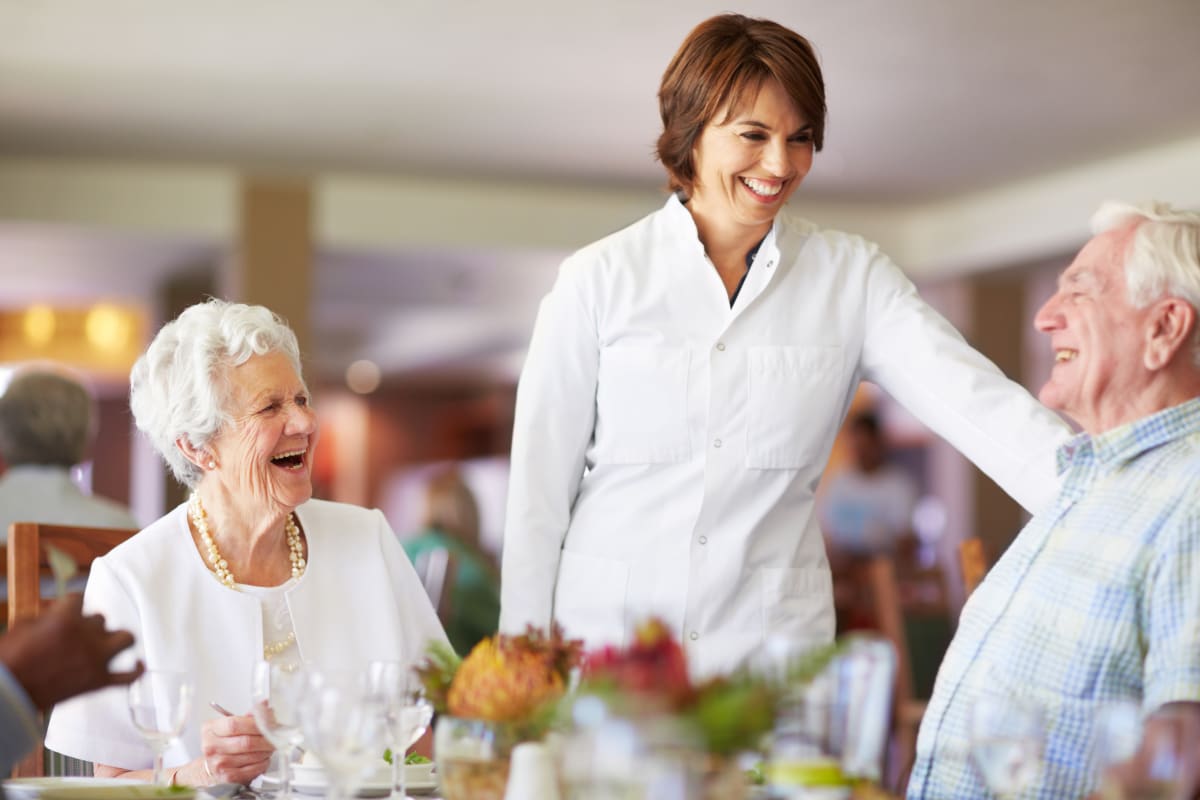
[
  {"left": 1092, "top": 200, "right": 1200, "bottom": 364},
  {"left": 129, "top": 298, "right": 305, "bottom": 488}
]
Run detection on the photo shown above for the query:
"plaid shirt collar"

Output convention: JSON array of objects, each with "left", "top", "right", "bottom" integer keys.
[{"left": 1055, "top": 396, "right": 1200, "bottom": 476}]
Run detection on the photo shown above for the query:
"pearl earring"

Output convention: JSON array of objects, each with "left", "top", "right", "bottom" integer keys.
[{"left": 207, "top": 460, "right": 217, "bottom": 469}]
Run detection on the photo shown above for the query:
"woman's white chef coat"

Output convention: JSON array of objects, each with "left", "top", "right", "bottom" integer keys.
[{"left": 500, "top": 194, "right": 1071, "bottom": 679}]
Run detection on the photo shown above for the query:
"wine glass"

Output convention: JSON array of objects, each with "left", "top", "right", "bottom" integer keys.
[
  {"left": 969, "top": 693, "right": 1044, "bottom": 798},
  {"left": 299, "top": 669, "right": 387, "bottom": 800},
  {"left": 1094, "top": 702, "right": 1199, "bottom": 800},
  {"left": 128, "top": 670, "right": 193, "bottom": 786},
  {"left": 251, "top": 661, "right": 308, "bottom": 799},
  {"left": 365, "top": 661, "right": 434, "bottom": 800}
]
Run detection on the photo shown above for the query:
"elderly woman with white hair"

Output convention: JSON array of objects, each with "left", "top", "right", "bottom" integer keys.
[{"left": 45, "top": 299, "right": 448, "bottom": 786}]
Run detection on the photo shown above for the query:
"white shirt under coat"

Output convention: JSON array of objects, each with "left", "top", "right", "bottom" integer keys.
[
  {"left": 500, "top": 194, "right": 1071, "bottom": 679},
  {"left": 45, "top": 499, "right": 449, "bottom": 770}
]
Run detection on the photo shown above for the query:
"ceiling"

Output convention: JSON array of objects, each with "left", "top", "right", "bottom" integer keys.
[{"left": 2, "top": 0, "right": 1200, "bottom": 383}]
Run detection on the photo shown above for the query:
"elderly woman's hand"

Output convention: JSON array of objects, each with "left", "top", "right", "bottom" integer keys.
[{"left": 195, "top": 713, "right": 275, "bottom": 785}]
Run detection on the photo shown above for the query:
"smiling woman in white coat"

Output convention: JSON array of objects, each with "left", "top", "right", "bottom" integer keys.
[
  {"left": 44, "top": 299, "right": 448, "bottom": 786},
  {"left": 498, "top": 13, "right": 1073, "bottom": 679}
]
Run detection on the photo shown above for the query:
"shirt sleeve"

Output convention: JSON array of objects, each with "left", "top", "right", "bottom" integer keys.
[
  {"left": 500, "top": 255, "right": 600, "bottom": 634},
  {"left": 0, "top": 661, "right": 40, "bottom": 775},
  {"left": 1142, "top": 511, "right": 1200, "bottom": 710},
  {"left": 859, "top": 245, "right": 1073, "bottom": 514}
]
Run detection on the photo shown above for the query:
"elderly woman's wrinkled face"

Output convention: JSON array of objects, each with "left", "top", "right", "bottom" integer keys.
[{"left": 206, "top": 350, "right": 318, "bottom": 513}]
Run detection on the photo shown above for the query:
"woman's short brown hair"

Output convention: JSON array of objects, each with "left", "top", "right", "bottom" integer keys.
[{"left": 656, "top": 14, "right": 826, "bottom": 195}]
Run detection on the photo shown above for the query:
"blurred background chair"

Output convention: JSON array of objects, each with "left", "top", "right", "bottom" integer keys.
[
  {"left": 6, "top": 521, "right": 137, "bottom": 778},
  {"left": 959, "top": 537, "right": 989, "bottom": 598},
  {"left": 402, "top": 468, "right": 499, "bottom": 656},
  {"left": 861, "top": 556, "right": 934, "bottom": 790},
  {"left": 412, "top": 545, "right": 458, "bottom": 623}
]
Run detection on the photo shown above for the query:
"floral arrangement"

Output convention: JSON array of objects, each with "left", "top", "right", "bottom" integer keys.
[
  {"left": 576, "top": 618, "right": 839, "bottom": 757},
  {"left": 418, "top": 623, "right": 582, "bottom": 738}
]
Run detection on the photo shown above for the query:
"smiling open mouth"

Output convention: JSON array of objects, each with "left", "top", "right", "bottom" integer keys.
[
  {"left": 1055, "top": 349, "right": 1078, "bottom": 363},
  {"left": 740, "top": 177, "right": 783, "bottom": 198},
  {"left": 271, "top": 449, "right": 306, "bottom": 470}
]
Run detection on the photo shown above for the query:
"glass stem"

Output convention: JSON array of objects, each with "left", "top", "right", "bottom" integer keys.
[
  {"left": 395, "top": 743, "right": 407, "bottom": 800},
  {"left": 278, "top": 748, "right": 292, "bottom": 799},
  {"left": 152, "top": 750, "right": 165, "bottom": 787}
]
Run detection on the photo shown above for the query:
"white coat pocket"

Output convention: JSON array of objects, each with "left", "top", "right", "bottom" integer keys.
[
  {"left": 553, "top": 550, "right": 630, "bottom": 648},
  {"left": 746, "top": 345, "right": 843, "bottom": 469},
  {"left": 760, "top": 566, "right": 835, "bottom": 644},
  {"left": 594, "top": 346, "right": 692, "bottom": 464}
]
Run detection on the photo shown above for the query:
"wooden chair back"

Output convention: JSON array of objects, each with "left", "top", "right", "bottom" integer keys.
[
  {"left": 6, "top": 521, "right": 138, "bottom": 777},
  {"left": 861, "top": 556, "right": 929, "bottom": 791},
  {"left": 958, "top": 537, "right": 989, "bottom": 598}
]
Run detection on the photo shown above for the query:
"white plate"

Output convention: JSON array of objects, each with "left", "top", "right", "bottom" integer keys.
[
  {"left": 2, "top": 777, "right": 152, "bottom": 800},
  {"left": 284, "top": 764, "right": 437, "bottom": 797}
]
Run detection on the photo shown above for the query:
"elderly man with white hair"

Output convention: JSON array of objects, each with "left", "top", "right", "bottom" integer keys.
[{"left": 909, "top": 202, "right": 1200, "bottom": 800}]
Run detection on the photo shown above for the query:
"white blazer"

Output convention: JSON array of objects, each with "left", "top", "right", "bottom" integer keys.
[
  {"left": 500, "top": 195, "right": 1072, "bottom": 678},
  {"left": 45, "top": 499, "right": 448, "bottom": 770}
]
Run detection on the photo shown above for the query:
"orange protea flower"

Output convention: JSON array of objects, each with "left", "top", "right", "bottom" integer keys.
[{"left": 444, "top": 625, "right": 582, "bottom": 723}]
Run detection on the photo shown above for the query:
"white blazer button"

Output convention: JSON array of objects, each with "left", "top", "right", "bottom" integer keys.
[
  {"left": 713, "top": 439, "right": 722, "bottom": 448},
  {"left": 699, "top": 536, "right": 708, "bottom": 545},
  {"left": 716, "top": 342, "right": 726, "bottom": 351},
  {"left": 689, "top": 631, "right": 699, "bottom": 641}
]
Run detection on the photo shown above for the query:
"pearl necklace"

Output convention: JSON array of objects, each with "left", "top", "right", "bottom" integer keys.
[
  {"left": 189, "top": 494, "right": 306, "bottom": 661},
  {"left": 187, "top": 493, "right": 307, "bottom": 588}
]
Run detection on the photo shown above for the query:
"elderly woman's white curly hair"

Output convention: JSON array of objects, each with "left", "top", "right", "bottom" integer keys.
[{"left": 130, "top": 299, "right": 305, "bottom": 488}]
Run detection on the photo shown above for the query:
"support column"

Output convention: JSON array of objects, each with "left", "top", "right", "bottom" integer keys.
[
  {"left": 968, "top": 274, "right": 1028, "bottom": 560},
  {"left": 228, "top": 176, "right": 314, "bottom": 357}
]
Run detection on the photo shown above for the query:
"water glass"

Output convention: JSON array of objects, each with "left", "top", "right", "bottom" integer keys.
[
  {"left": 128, "top": 670, "right": 193, "bottom": 786},
  {"left": 299, "top": 669, "right": 387, "bottom": 800},
  {"left": 365, "top": 661, "right": 434, "bottom": 800},
  {"left": 969, "top": 693, "right": 1044, "bottom": 798},
  {"left": 1095, "top": 702, "right": 1199, "bottom": 800},
  {"left": 251, "top": 661, "right": 308, "bottom": 799}
]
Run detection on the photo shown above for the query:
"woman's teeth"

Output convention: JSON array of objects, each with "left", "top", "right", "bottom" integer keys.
[
  {"left": 271, "top": 449, "right": 306, "bottom": 469},
  {"left": 741, "top": 177, "right": 782, "bottom": 197},
  {"left": 1055, "top": 349, "right": 1078, "bottom": 363}
]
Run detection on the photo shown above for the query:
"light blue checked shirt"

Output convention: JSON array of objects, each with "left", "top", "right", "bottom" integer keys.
[{"left": 909, "top": 398, "right": 1200, "bottom": 799}]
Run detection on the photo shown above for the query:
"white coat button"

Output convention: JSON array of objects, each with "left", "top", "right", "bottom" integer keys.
[
  {"left": 689, "top": 631, "right": 699, "bottom": 641},
  {"left": 698, "top": 536, "right": 708, "bottom": 545},
  {"left": 713, "top": 439, "right": 722, "bottom": 448},
  {"left": 716, "top": 342, "right": 726, "bottom": 351},
  {"left": 766, "top": 259, "right": 775, "bottom": 268}
]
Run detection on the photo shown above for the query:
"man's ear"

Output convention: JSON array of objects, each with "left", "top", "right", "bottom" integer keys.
[
  {"left": 1144, "top": 298, "right": 1197, "bottom": 371},
  {"left": 175, "top": 436, "right": 211, "bottom": 471}
]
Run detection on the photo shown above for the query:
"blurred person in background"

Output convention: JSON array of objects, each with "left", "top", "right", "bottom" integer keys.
[
  {"left": 818, "top": 411, "right": 919, "bottom": 565},
  {"left": 500, "top": 12, "right": 1071, "bottom": 679},
  {"left": 0, "top": 366, "right": 138, "bottom": 541},
  {"left": 45, "top": 299, "right": 448, "bottom": 786},
  {"left": 910, "top": 202, "right": 1200, "bottom": 799},
  {"left": 0, "top": 594, "right": 142, "bottom": 774},
  {"left": 403, "top": 467, "right": 500, "bottom": 656},
  {"left": 818, "top": 410, "right": 921, "bottom": 635}
]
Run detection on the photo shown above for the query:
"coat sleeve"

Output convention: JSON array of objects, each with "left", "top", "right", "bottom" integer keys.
[
  {"left": 376, "top": 509, "right": 452, "bottom": 662},
  {"left": 44, "top": 556, "right": 151, "bottom": 769},
  {"left": 500, "top": 256, "right": 600, "bottom": 634},
  {"left": 859, "top": 243, "right": 1072, "bottom": 514}
]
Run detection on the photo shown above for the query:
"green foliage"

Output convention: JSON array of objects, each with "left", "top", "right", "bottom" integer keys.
[
  {"left": 687, "top": 675, "right": 778, "bottom": 756},
  {"left": 415, "top": 639, "right": 462, "bottom": 715}
]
